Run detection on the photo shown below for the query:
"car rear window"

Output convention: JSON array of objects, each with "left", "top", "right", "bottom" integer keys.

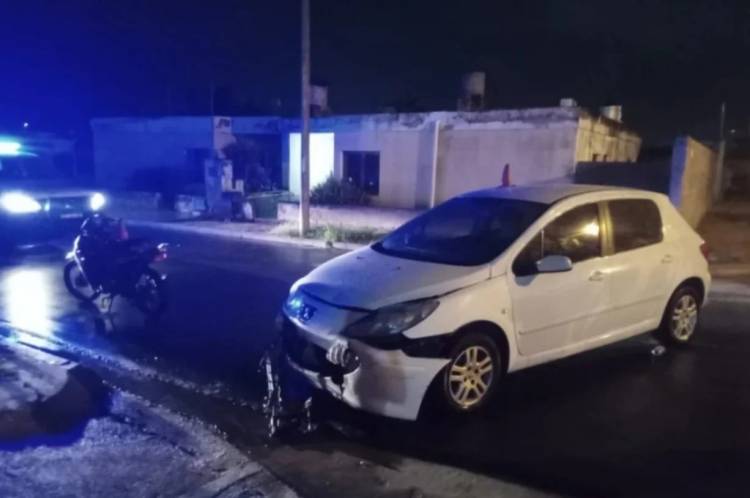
[{"left": 609, "top": 199, "right": 663, "bottom": 253}]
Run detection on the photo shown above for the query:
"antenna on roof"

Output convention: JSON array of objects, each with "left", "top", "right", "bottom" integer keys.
[{"left": 500, "top": 163, "right": 511, "bottom": 187}]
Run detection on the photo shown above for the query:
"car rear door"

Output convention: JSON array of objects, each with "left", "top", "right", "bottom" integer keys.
[{"left": 600, "top": 198, "right": 675, "bottom": 335}]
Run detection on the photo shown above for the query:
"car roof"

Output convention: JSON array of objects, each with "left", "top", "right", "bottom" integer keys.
[{"left": 461, "top": 183, "right": 638, "bottom": 205}]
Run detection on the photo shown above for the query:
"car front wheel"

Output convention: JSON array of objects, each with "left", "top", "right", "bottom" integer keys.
[{"left": 442, "top": 333, "right": 501, "bottom": 413}]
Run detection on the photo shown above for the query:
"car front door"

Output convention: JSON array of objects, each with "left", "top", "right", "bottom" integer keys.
[{"left": 508, "top": 202, "right": 611, "bottom": 357}]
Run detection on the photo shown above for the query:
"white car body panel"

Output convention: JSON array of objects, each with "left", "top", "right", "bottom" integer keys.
[
  {"left": 285, "top": 293, "right": 449, "bottom": 420},
  {"left": 508, "top": 256, "right": 613, "bottom": 356},
  {"left": 282, "top": 185, "right": 712, "bottom": 420},
  {"left": 293, "top": 246, "right": 490, "bottom": 310},
  {"left": 403, "top": 276, "right": 519, "bottom": 368}
]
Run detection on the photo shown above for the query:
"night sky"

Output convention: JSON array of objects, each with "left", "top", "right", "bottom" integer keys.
[{"left": 2, "top": 0, "right": 749, "bottom": 143}]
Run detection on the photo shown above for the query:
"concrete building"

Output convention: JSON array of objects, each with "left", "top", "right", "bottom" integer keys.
[{"left": 91, "top": 105, "right": 641, "bottom": 209}]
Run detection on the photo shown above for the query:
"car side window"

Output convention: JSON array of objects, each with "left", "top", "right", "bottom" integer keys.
[
  {"left": 513, "top": 203, "right": 602, "bottom": 276},
  {"left": 609, "top": 199, "right": 663, "bottom": 253}
]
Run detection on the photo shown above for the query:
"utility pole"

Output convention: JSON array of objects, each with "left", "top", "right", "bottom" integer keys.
[
  {"left": 299, "top": 0, "right": 311, "bottom": 236},
  {"left": 713, "top": 101, "right": 727, "bottom": 202}
]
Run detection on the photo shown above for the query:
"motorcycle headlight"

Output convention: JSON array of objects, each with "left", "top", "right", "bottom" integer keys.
[
  {"left": 89, "top": 192, "right": 107, "bottom": 211},
  {"left": 344, "top": 299, "right": 439, "bottom": 339},
  {"left": 0, "top": 192, "right": 42, "bottom": 214}
]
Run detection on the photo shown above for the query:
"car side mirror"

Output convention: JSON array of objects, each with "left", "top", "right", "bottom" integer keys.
[{"left": 535, "top": 255, "right": 573, "bottom": 273}]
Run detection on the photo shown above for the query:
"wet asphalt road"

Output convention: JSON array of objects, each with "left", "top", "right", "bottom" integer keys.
[{"left": 1, "top": 226, "right": 750, "bottom": 498}]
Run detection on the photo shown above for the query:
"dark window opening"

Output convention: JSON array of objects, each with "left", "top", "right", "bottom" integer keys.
[{"left": 343, "top": 151, "right": 380, "bottom": 195}]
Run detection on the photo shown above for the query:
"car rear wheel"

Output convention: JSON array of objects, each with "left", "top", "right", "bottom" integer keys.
[
  {"left": 657, "top": 285, "right": 701, "bottom": 345},
  {"left": 442, "top": 333, "right": 502, "bottom": 413}
]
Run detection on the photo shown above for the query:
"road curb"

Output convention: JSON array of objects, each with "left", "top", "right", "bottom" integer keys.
[
  {"left": 710, "top": 264, "right": 750, "bottom": 278},
  {"left": 709, "top": 279, "right": 750, "bottom": 303},
  {"left": 129, "top": 219, "right": 364, "bottom": 251},
  {"left": 0, "top": 340, "right": 108, "bottom": 444}
]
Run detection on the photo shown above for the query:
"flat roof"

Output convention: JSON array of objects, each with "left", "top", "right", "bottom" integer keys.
[
  {"left": 462, "top": 183, "right": 632, "bottom": 204},
  {"left": 91, "top": 107, "right": 584, "bottom": 134},
  {"left": 90, "top": 107, "right": 640, "bottom": 137}
]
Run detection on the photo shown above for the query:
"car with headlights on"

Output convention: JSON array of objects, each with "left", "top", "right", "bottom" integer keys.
[
  {"left": 0, "top": 140, "right": 107, "bottom": 250},
  {"left": 280, "top": 184, "right": 711, "bottom": 420}
]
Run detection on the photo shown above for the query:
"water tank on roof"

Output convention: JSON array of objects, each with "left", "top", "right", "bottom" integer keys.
[
  {"left": 560, "top": 97, "right": 578, "bottom": 108},
  {"left": 600, "top": 105, "right": 623, "bottom": 122},
  {"left": 458, "top": 72, "right": 486, "bottom": 111},
  {"left": 310, "top": 85, "right": 329, "bottom": 116}
]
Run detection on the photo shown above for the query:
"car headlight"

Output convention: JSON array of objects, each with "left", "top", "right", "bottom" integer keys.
[
  {"left": 89, "top": 192, "right": 106, "bottom": 211},
  {"left": 344, "top": 299, "right": 439, "bottom": 338},
  {"left": 0, "top": 192, "right": 42, "bottom": 214}
]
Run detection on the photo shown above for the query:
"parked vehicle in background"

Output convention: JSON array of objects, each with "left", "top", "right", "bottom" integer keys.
[
  {"left": 64, "top": 215, "right": 168, "bottom": 317},
  {"left": 280, "top": 184, "right": 711, "bottom": 420},
  {"left": 0, "top": 135, "right": 106, "bottom": 251}
]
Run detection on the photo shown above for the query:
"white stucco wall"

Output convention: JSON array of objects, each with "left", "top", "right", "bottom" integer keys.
[
  {"left": 332, "top": 129, "right": 434, "bottom": 209},
  {"left": 669, "top": 136, "right": 716, "bottom": 227},
  {"left": 574, "top": 116, "right": 641, "bottom": 163},
  {"left": 288, "top": 132, "right": 334, "bottom": 197},
  {"left": 435, "top": 124, "right": 579, "bottom": 203},
  {"left": 328, "top": 121, "right": 581, "bottom": 209},
  {"left": 322, "top": 108, "right": 591, "bottom": 209},
  {"left": 92, "top": 109, "right": 642, "bottom": 209}
]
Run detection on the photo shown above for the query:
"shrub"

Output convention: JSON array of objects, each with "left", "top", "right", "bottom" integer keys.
[
  {"left": 311, "top": 176, "right": 369, "bottom": 206},
  {"left": 323, "top": 224, "right": 338, "bottom": 247}
]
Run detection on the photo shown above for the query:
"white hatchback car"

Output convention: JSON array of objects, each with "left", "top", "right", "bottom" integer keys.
[{"left": 281, "top": 184, "right": 711, "bottom": 420}]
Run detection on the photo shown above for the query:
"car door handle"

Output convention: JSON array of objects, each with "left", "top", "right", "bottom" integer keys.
[
  {"left": 589, "top": 270, "right": 605, "bottom": 282},
  {"left": 661, "top": 254, "right": 674, "bottom": 264}
]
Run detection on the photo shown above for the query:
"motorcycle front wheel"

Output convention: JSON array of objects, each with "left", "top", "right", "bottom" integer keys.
[
  {"left": 133, "top": 268, "right": 167, "bottom": 317},
  {"left": 63, "top": 261, "right": 100, "bottom": 302}
]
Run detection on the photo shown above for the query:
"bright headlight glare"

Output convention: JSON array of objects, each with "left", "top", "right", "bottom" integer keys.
[
  {"left": 89, "top": 192, "right": 106, "bottom": 211},
  {"left": 0, "top": 192, "right": 42, "bottom": 214},
  {"left": 0, "top": 141, "right": 21, "bottom": 156},
  {"left": 344, "top": 299, "right": 439, "bottom": 338}
]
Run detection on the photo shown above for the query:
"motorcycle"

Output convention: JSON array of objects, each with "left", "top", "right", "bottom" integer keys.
[{"left": 63, "top": 214, "right": 168, "bottom": 316}]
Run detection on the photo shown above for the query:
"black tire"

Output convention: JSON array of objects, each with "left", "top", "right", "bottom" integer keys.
[
  {"left": 63, "top": 261, "right": 100, "bottom": 302},
  {"left": 656, "top": 285, "right": 701, "bottom": 346},
  {"left": 133, "top": 268, "right": 167, "bottom": 317},
  {"left": 441, "top": 332, "right": 502, "bottom": 413}
]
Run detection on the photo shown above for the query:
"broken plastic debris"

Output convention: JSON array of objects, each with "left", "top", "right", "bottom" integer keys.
[{"left": 651, "top": 345, "right": 666, "bottom": 357}]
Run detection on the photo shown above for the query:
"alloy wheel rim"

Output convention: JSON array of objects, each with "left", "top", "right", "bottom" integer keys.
[
  {"left": 671, "top": 294, "right": 698, "bottom": 341},
  {"left": 448, "top": 345, "right": 494, "bottom": 409}
]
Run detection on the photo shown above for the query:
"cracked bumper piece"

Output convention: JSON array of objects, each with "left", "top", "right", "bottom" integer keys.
[{"left": 281, "top": 318, "right": 449, "bottom": 421}]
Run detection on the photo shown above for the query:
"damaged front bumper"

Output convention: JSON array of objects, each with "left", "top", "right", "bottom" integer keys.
[{"left": 279, "top": 315, "right": 449, "bottom": 421}]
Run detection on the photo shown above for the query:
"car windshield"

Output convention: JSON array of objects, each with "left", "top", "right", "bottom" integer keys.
[
  {"left": 0, "top": 155, "right": 74, "bottom": 183},
  {"left": 373, "top": 196, "right": 548, "bottom": 266}
]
